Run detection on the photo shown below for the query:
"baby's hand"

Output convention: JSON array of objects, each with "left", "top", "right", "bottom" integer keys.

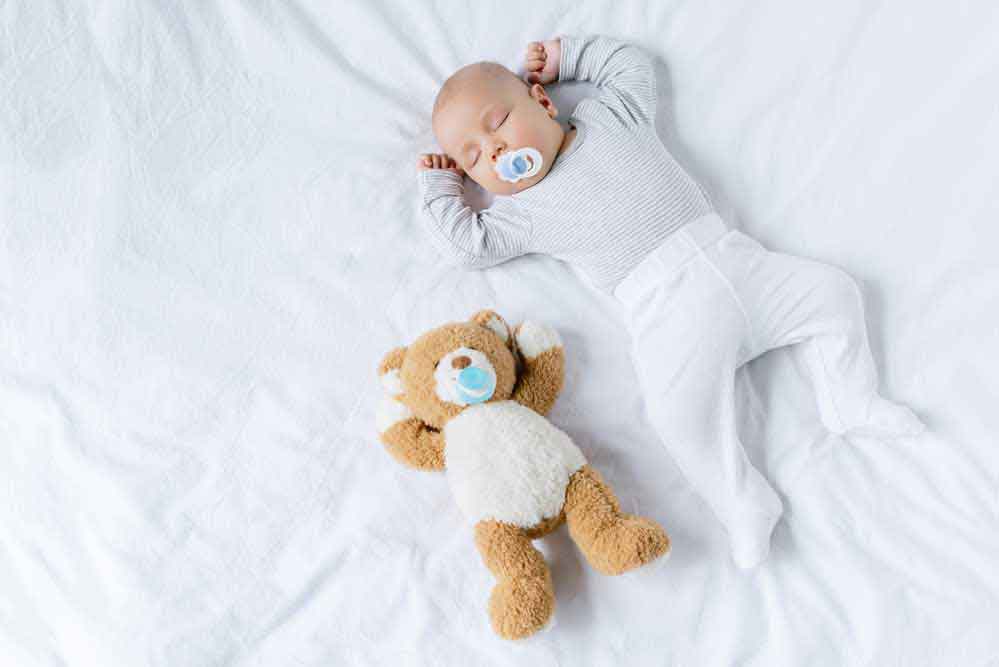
[
  {"left": 418, "top": 153, "right": 464, "bottom": 177},
  {"left": 524, "top": 39, "right": 561, "bottom": 85}
]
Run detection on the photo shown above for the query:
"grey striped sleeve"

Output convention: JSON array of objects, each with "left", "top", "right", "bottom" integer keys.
[
  {"left": 558, "top": 35, "right": 657, "bottom": 127},
  {"left": 418, "top": 170, "right": 533, "bottom": 269}
]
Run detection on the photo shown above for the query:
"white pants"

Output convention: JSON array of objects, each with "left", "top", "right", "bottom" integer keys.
[{"left": 615, "top": 214, "right": 923, "bottom": 568}]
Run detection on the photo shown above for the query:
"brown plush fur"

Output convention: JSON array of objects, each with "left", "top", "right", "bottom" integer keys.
[
  {"left": 512, "top": 346, "right": 564, "bottom": 416},
  {"left": 377, "top": 346, "right": 407, "bottom": 376},
  {"left": 522, "top": 512, "right": 564, "bottom": 540},
  {"left": 376, "top": 311, "right": 670, "bottom": 639},
  {"left": 470, "top": 309, "right": 513, "bottom": 347},
  {"left": 565, "top": 465, "right": 671, "bottom": 575},
  {"left": 474, "top": 521, "right": 555, "bottom": 639},
  {"left": 379, "top": 418, "right": 445, "bottom": 470},
  {"left": 400, "top": 322, "right": 518, "bottom": 430}
]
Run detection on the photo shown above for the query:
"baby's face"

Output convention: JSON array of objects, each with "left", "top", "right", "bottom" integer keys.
[{"left": 433, "top": 73, "right": 564, "bottom": 196}]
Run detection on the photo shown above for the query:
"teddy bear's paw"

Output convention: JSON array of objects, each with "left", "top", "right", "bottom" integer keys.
[
  {"left": 375, "top": 395, "right": 412, "bottom": 434},
  {"left": 515, "top": 321, "right": 562, "bottom": 360},
  {"left": 589, "top": 515, "right": 671, "bottom": 576},
  {"left": 379, "top": 368, "right": 404, "bottom": 396},
  {"left": 488, "top": 574, "right": 555, "bottom": 640}
]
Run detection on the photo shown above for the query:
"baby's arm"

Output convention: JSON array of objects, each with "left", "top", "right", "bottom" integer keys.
[
  {"left": 417, "top": 155, "right": 532, "bottom": 269},
  {"left": 525, "top": 35, "right": 656, "bottom": 126}
]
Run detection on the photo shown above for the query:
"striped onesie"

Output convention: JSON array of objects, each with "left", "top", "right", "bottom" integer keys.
[{"left": 418, "top": 35, "right": 712, "bottom": 292}]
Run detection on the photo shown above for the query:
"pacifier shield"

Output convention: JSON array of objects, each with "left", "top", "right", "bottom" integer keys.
[
  {"left": 456, "top": 366, "right": 496, "bottom": 404},
  {"left": 495, "top": 147, "right": 543, "bottom": 183}
]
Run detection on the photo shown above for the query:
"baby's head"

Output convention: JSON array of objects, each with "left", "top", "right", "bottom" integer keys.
[{"left": 432, "top": 62, "right": 564, "bottom": 195}]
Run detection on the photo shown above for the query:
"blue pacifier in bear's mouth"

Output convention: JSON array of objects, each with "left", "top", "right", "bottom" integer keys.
[
  {"left": 456, "top": 366, "right": 496, "bottom": 404},
  {"left": 495, "top": 147, "right": 543, "bottom": 183}
]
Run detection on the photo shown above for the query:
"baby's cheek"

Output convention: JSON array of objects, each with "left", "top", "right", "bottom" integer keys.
[
  {"left": 511, "top": 119, "right": 547, "bottom": 150},
  {"left": 512, "top": 121, "right": 559, "bottom": 170}
]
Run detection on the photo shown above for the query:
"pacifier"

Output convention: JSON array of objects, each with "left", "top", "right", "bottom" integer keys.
[
  {"left": 434, "top": 347, "right": 498, "bottom": 406},
  {"left": 455, "top": 366, "right": 496, "bottom": 405},
  {"left": 495, "top": 147, "right": 543, "bottom": 183}
]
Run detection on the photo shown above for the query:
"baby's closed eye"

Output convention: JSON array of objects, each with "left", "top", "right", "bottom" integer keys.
[{"left": 493, "top": 111, "right": 509, "bottom": 130}]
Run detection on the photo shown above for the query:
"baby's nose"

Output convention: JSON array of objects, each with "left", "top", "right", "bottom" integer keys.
[{"left": 490, "top": 143, "right": 507, "bottom": 163}]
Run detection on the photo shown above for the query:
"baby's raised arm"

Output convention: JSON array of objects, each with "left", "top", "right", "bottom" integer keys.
[
  {"left": 417, "top": 165, "right": 532, "bottom": 270},
  {"left": 526, "top": 35, "right": 657, "bottom": 127}
]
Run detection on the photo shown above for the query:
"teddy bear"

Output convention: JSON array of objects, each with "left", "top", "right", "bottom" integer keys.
[{"left": 375, "top": 309, "right": 671, "bottom": 640}]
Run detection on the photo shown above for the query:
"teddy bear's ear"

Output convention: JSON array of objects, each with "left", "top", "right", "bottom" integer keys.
[
  {"left": 377, "top": 346, "right": 407, "bottom": 397},
  {"left": 470, "top": 309, "right": 512, "bottom": 347}
]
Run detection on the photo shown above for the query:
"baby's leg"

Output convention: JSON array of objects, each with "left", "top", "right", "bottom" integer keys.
[
  {"left": 738, "top": 238, "right": 923, "bottom": 437},
  {"left": 629, "top": 263, "right": 784, "bottom": 569}
]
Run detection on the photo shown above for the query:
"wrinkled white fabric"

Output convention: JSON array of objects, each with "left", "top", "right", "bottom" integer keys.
[{"left": 3, "top": 1, "right": 999, "bottom": 665}]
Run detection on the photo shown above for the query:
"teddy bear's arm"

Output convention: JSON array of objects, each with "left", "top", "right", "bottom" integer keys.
[
  {"left": 511, "top": 321, "right": 565, "bottom": 416},
  {"left": 376, "top": 396, "right": 446, "bottom": 470}
]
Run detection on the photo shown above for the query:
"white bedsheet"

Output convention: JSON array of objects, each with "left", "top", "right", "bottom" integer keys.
[{"left": 3, "top": 1, "right": 999, "bottom": 665}]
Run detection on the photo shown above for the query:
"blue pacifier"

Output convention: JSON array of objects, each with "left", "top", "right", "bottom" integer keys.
[
  {"left": 495, "top": 147, "right": 543, "bottom": 183},
  {"left": 456, "top": 366, "right": 496, "bottom": 405}
]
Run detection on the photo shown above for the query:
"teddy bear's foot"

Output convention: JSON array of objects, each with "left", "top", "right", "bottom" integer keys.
[
  {"left": 586, "top": 515, "right": 670, "bottom": 575},
  {"left": 488, "top": 573, "right": 555, "bottom": 639},
  {"left": 475, "top": 520, "right": 556, "bottom": 640},
  {"left": 565, "top": 465, "right": 671, "bottom": 575}
]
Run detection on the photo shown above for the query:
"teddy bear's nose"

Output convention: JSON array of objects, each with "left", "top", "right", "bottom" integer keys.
[{"left": 452, "top": 355, "right": 472, "bottom": 370}]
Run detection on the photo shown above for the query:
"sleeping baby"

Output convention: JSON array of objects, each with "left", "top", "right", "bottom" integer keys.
[{"left": 417, "top": 35, "right": 924, "bottom": 568}]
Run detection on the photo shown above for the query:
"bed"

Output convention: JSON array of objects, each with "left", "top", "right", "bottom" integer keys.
[{"left": 3, "top": 1, "right": 999, "bottom": 665}]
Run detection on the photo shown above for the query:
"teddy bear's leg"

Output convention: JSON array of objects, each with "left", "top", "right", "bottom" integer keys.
[
  {"left": 564, "top": 465, "right": 671, "bottom": 575},
  {"left": 474, "top": 520, "right": 555, "bottom": 639}
]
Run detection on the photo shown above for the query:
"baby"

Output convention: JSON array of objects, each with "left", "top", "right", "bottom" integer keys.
[{"left": 417, "top": 35, "right": 924, "bottom": 568}]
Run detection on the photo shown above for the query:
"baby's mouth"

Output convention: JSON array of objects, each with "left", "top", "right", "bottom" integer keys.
[{"left": 496, "top": 147, "right": 543, "bottom": 183}]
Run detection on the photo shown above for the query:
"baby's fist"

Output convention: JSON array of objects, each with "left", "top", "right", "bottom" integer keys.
[
  {"left": 524, "top": 39, "right": 561, "bottom": 85},
  {"left": 418, "top": 153, "right": 463, "bottom": 176}
]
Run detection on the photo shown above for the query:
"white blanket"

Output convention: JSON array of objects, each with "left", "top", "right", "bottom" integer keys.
[{"left": 3, "top": 1, "right": 998, "bottom": 665}]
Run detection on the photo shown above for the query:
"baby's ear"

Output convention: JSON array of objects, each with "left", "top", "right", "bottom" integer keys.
[
  {"left": 378, "top": 346, "right": 407, "bottom": 397},
  {"left": 470, "top": 309, "right": 513, "bottom": 346}
]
